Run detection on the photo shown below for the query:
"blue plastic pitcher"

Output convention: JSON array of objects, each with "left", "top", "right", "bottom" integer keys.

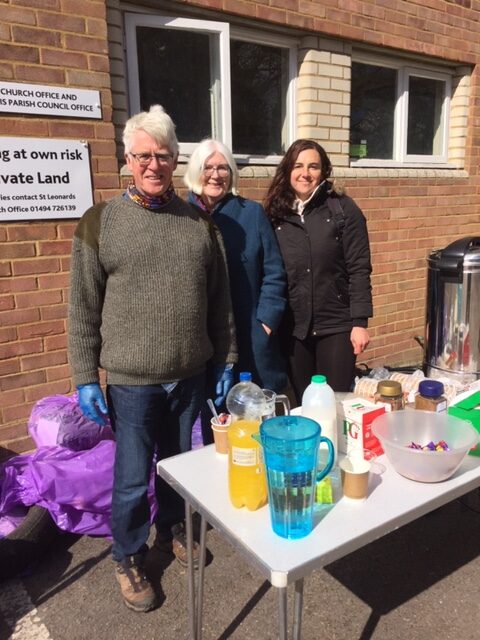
[{"left": 258, "top": 415, "right": 334, "bottom": 539}]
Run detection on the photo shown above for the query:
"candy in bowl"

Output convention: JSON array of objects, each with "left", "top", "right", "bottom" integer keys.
[{"left": 372, "top": 409, "right": 479, "bottom": 482}]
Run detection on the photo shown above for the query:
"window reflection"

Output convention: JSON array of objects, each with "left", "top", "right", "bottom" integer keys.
[
  {"left": 407, "top": 76, "right": 444, "bottom": 155},
  {"left": 231, "top": 41, "right": 288, "bottom": 155},
  {"left": 350, "top": 62, "right": 396, "bottom": 160},
  {"left": 136, "top": 26, "right": 212, "bottom": 142}
]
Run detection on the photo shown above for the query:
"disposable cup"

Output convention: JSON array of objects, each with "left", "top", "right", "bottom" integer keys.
[
  {"left": 211, "top": 417, "right": 229, "bottom": 454},
  {"left": 339, "top": 454, "right": 371, "bottom": 500}
]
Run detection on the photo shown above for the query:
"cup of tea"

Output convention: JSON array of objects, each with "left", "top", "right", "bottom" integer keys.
[
  {"left": 339, "top": 452, "right": 371, "bottom": 501},
  {"left": 210, "top": 414, "right": 231, "bottom": 454}
]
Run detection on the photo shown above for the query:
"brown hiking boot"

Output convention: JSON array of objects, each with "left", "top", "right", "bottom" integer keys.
[
  {"left": 115, "top": 554, "right": 158, "bottom": 612},
  {"left": 155, "top": 523, "right": 200, "bottom": 569}
]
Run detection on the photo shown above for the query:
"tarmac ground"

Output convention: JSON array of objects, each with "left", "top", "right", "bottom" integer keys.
[{"left": 1, "top": 489, "right": 480, "bottom": 640}]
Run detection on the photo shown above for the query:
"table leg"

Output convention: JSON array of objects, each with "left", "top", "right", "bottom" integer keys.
[
  {"left": 185, "top": 502, "right": 197, "bottom": 640},
  {"left": 277, "top": 587, "right": 288, "bottom": 640},
  {"left": 292, "top": 579, "right": 304, "bottom": 640},
  {"left": 195, "top": 516, "right": 208, "bottom": 640}
]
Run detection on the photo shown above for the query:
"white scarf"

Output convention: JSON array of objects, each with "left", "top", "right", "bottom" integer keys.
[{"left": 292, "top": 181, "right": 325, "bottom": 220}]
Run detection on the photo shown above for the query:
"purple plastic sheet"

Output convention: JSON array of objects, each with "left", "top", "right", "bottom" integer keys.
[
  {"left": 0, "top": 505, "right": 28, "bottom": 538},
  {"left": 1, "top": 393, "right": 204, "bottom": 540},
  {"left": 0, "top": 441, "right": 157, "bottom": 538},
  {"left": 28, "top": 393, "right": 115, "bottom": 450},
  {"left": 192, "top": 413, "right": 203, "bottom": 450}
]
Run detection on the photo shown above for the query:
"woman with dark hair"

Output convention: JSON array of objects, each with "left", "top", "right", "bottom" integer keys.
[{"left": 264, "top": 139, "right": 372, "bottom": 403}]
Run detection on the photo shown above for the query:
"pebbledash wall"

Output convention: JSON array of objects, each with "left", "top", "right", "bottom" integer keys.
[{"left": 1, "top": 0, "right": 479, "bottom": 459}]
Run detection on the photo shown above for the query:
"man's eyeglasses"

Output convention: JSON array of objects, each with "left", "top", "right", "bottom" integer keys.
[
  {"left": 203, "top": 165, "right": 231, "bottom": 178},
  {"left": 130, "top": 152, "right": 173, "bottom": 166}
]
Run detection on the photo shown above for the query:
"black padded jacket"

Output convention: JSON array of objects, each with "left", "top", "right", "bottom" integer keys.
[{"left": 273, "top": 183, "right": 373, "bottom": 341}]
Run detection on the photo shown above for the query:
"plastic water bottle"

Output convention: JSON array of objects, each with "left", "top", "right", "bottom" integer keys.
[
  {"left": 226, "top": 372, "right": 268, "bottom": 510},
  {"left": 301, "top": 375, "right": 338, "bottom": 465}
]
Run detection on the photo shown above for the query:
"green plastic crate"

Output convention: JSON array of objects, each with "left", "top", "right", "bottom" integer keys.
[{"left": 448, "top": 391, "right": 480, "bottom": 456}]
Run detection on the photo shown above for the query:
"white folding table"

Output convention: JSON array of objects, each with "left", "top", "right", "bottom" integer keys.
[{"left": 157, "top": 446, "right": 480, "bottom": 640}]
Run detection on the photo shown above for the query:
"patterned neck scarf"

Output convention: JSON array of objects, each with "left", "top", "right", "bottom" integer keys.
[
  {"left": 190, "top": 192, "right": 231, "bottom": 214},
  {"left": 125, "top": 182, "right": 176, "bottom": 210},
  {"left": 191, "top": 192, "right": 210, "bottom": 213}
]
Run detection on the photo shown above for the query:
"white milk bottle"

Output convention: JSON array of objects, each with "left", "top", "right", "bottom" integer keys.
[{"left": 301, "top": 375, "right": 337, "bottom": 465}]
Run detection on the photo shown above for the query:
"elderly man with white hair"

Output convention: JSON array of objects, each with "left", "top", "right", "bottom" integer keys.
[{"left": 68, "top": 107, "right": 236, "bottom": 612}]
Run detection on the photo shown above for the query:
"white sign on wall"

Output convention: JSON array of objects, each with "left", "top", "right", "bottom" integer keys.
[
  {"left": 0, "top": 137, "right": 94, "bottom": 221},
  {"left": 0, "top": 82, "right": 102, "bottom": 119}
]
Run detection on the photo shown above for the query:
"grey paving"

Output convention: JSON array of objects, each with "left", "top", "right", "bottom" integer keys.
[{"left": 1, "top": 492, "right": 480, "bottom": 639}]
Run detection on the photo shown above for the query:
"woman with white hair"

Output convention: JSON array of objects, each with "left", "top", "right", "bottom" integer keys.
[{"left": 185, "top": 139, "right": 287, "bottom": 438}]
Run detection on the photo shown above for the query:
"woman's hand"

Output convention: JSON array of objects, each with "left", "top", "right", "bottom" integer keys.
[
  {"left": 262, "top": 323, "right": 272, "bottom": 336},
  {"left": 351, "top": 327, "right": 370, "bottom": 355}
]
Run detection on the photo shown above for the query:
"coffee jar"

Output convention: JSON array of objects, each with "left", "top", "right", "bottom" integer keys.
[
  {"left": 414, "top": 379, "right": 447, "bottom": 412},
  {"left": 374, "top": 380, "right": 404, "bottom": 411}
]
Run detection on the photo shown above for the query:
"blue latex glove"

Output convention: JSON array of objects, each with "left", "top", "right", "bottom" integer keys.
[
  {"left": 77, "top": 383, "right": 108, "bottom": 426},
  {"left": 213, "top": 363, "right": 234, "bottom": 408}
]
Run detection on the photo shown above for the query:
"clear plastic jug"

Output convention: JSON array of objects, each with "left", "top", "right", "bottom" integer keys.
[
  {"left": 261, "top": 389, "right": 291, "bottom": 419},
  {"left": 226, "top": 372, "right": 268, "bottom": 510},
  {"left": 257, "top": 415, "right": 334, "bottom": 539}
]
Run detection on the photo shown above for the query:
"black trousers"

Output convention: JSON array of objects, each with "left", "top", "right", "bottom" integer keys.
[{"left": 287, "top": 331, "right": 356, "bottom": 405}]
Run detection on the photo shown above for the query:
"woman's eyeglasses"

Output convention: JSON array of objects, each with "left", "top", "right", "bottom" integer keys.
[
  {"left": 130, "top": 152, "right": 173, "bottom": 166},
  {"left": 203, "top": 165, "right": 231, "bottom": 178}
]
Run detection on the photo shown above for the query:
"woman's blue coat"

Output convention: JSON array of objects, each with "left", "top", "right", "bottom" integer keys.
[{"left": 189, "top": 192, "right": 288, "bottom": 392}]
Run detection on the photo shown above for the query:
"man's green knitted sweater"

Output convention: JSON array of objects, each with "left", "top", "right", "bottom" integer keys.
[{"left": 68, "top": 194, "right": 237, "bottom": 386}]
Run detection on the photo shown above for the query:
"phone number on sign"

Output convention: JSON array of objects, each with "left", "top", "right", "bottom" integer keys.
[{"left": 29, "top": 204, "right": 77, "bottom": 212}]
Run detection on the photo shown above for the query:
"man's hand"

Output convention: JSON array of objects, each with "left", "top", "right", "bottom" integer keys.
[
  {"left": 77, "top": 383, "right": 108, "bottom": 425},
  {"left": 213, "top": 364, "right": 234, "bottom": 407}
]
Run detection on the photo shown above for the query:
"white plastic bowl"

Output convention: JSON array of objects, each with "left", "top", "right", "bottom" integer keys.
[{"left": 372, "top": 410, "right": 479, "bottom": 482}]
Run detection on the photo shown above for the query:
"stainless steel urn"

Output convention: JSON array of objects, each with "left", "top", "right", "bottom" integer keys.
[{"left": 424, "top": 237, "right": 480, "bottom": 384}]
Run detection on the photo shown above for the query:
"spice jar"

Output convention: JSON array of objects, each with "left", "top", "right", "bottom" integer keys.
[
  {"left": 374, "top": 380, "right": 404, "bottom": 411},
  {"left": 414, "top": 380, "right": 447, "bottom": 412}
]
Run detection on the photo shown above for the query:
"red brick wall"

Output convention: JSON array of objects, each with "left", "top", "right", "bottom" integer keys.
[
  {"left": 186, "top": 0, "right": 480, "bottom": 64},
  {"left": 1, "top": 0, "right": 480, "bottom": 458},
  {"left": 0, "top": 0, "right": 118, "bottom": 459}
]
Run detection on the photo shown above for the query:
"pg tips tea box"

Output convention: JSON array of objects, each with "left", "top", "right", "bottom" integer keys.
[{"left": 337, "top": 397, "right": 385, "bottom": 456}]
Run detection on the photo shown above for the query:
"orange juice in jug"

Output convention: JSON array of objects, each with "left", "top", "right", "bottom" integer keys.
[
  {"left": 226, "top": 372, "right": 268, "bottom": 510},
  {"left": 228, "top": 418, "right": 267, "bottom": 510}
]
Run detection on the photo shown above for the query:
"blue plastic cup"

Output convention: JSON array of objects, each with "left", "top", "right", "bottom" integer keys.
[{"left": 259, "top": 415, "right": 334, "bottom": 539}]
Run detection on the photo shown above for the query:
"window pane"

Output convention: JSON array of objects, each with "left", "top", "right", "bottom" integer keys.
[
  {"left": 407, "top": 76, "right": 444, "bottom": 155},
  {"left": 136, "top": 27, "right": 212, "bottom": 142},
  {"left": 231, "top": 41, "right": 288, "bottom": 155},
  {"left": 350, "top": 63, "right": 397, "bottom": 159}
]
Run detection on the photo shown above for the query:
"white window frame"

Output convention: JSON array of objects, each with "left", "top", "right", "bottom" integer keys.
[
  {"left": 124, "top": 13, "right": 297, "bottom": 162},
  {"left": 229, "top": 26, "right": 298, "bottom": 164},
  {"left": 352, "top": 53, "right": 452, "bottom": 167},
  {"left": 125, "top": 13, "right": 231, "bottom": 154},
  {"left": 397, "top": 67, "right": 451, "bottom": 163}
]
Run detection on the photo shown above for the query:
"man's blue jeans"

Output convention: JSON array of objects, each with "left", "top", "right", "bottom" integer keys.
[{"left": 107, "top": 373, "right": 205, "bottom": 562}]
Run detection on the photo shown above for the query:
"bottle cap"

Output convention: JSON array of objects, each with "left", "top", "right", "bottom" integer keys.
[
  {"left": 376, "top": 380, "right": 402, "bottom": 397},
  {"left": 311, "top": 374, "right": 326, "bottom": 384},
  {"left": 239, "top": 372, "right": 252, "bottom": 382},
  {"left": 418, "top": 379, "right": 444, "bottom": 398}
]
